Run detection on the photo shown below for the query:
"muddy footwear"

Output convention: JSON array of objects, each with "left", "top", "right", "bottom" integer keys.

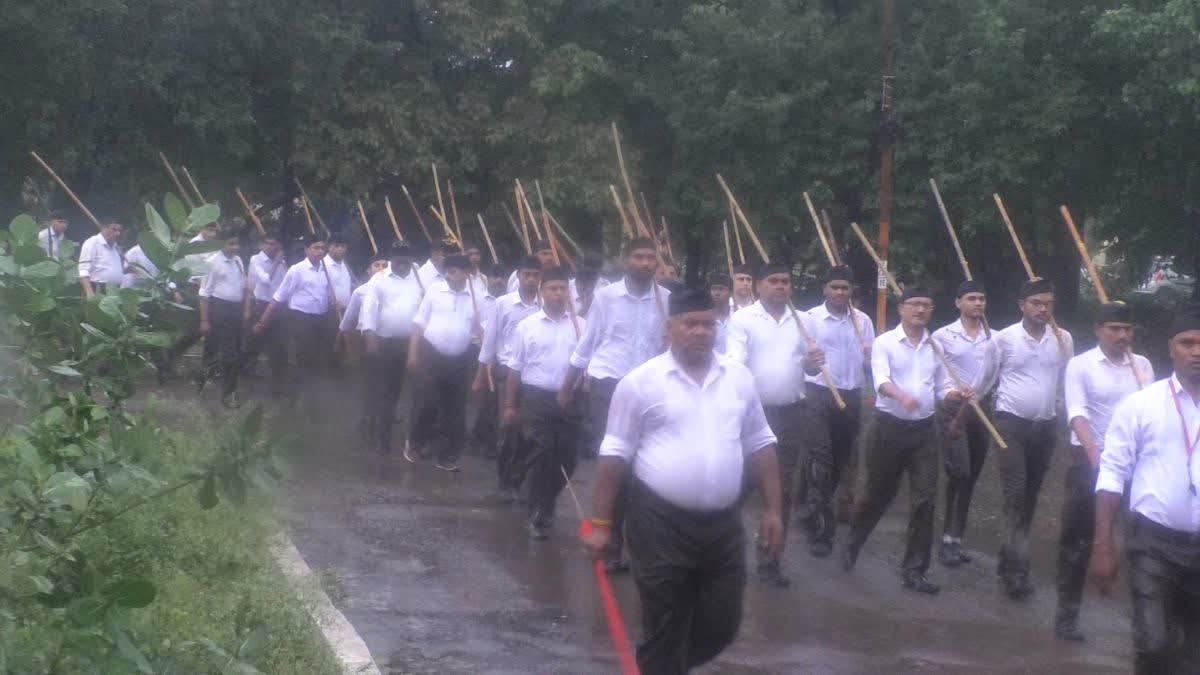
[
  {"left": 902, "top": 572, "right": 940, "bottom": 595},
  {"left": 939, "top": 541, "right": 963, "bottom": 568},
  {"left": 757, "top": 560, "right": 791, "bottom": 588},
  {"left": 841, "top": 543, "right": 860, "bottom": 572}
]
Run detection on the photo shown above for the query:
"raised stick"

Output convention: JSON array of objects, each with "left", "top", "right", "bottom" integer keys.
[
  {"left": 432, "top": 164, "right": 447, "bottom": 223},
  {"left": 356, "top": 200, "right": 379, "bottom": 254},
  {"left": 660, "top": 216, "right": 676, "bottom": 262},
  {"left": 400, "top": 185, "right": 434, "bottom": 242},
  {"left": 848, "top": 221, "right": 1007, "bottom": 449},
  {"left": 821, "top": 210, "right": 842, "bottom": 265},
  {"left": 728, "top": 195, "right": 746, "bottom": 264},
  {"left": 384, "top": 196, "right": 404, "bottom": 242},
  {"left": 534, "top": 179, "right": 553, "bottom": 245},
  {"left": 716, "top": 174, "right": 770, "bottom": 262},
  {"left": 158, "top": 152, "right": 196, "bottom": 209},
  {"left": 235, "top": 187, "right": 267, "bottom": 237},
  {"left": 609, "top": 185, "right": 634, "bottom": 239},
  {"left": 543, "top": 208, "right": 582, "bottom": 337},
  {"left": 514, "top": 185, "right": 531, "bottom": 251},
  {"left": 1060, "top": 205, "right": 1107, "bottom": 304},
  {"left": 429, "top": 206, "right": 462, "bottom": 250},
  {"left": 30, "top": 151, "right": 103, "bottom": 230},
  {"left": 545, "top": 210, "right": 584, "bottom": 258},
  {"left": 721, "top": 219, "right": 736, "bottom": 280},
  {"left": 516, "top": 180, "right": 543, "bottom": 242},
  {"left": 804, "top": 192, "right": 836, "bottom": 266},
  {"left": 930, "top": 179, "right": 971, "bottom": 280},
  {"left": 992, "top": 194, "right": 1036, "bottom": 281},
  {"left": 180, "top": 165, "right": 206, "bottom": 204},
  {"left": 641, "top": 193, "right": 657, "bottom": 239},
  {"left": 611, "top": 123, "right": 648, "bottom": 237},
  {"left": 501, "top": 202, "right": 531, "bottom": 253},
  {"left": 447, "top": 180, "right": 464, "bottom": 245},
  {"left": 293, "top": 178, "right": 330, "bottom": 236},
  {"left": 476, "top": 214, "right": 498, "bottom": 264},
  {"left": 299, "top": 195, "right": 317, "bottom": 236}
]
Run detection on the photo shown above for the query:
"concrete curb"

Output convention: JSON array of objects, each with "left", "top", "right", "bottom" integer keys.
[{"left": 273, "top": 535, "right": 382, "bottom": 675}]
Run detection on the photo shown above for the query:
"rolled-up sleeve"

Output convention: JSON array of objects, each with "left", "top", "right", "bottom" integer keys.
[
  {"left": 569, "top": 291, "right": 603, "bottom": 369},
  {"left": 598, "top": 374, "right": 641, "bottom": 462},
  {"left": 412, "top": 289, "right": 434, "bottom": 329},
  {"left": 77, "top": 238, "right": 95, "bottom": 278},
  {"left": 739, "top": 383, "right": 777, "bottom": 456},
  {"left": 1097, "top": 395, "right": 1139, "bottom": 495}
]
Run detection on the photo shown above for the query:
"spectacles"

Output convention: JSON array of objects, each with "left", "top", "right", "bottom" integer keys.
[{"left": 902, "top": 300, "right": 934, "bottom": 310}]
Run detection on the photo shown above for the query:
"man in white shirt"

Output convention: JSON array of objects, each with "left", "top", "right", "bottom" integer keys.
[
  {"left": 469, "top": 263, "right": 511, "bottom": 461},
  {"left": 731, "top": 264, "right": 755, "bottom": 310},
  {"left": 505, "top": 240, "right": 556, "bottom": 294},
  {"left": 477, "top": 256, "right": 543, "bottom": 496},
  {"left": 931, "top": 279, "right": 998, "bottom": 567},
  {"left": 993, "top": 278, "right": 1074, "bottom": 599},
  {"left": 325, "top": 232, "right": 354, "bottom": 309},
  {"left": 163, "top": 223, "right": 221, "bottom": 375},
  {"left": 844, "top": 287, "right": 970, "bottom": 595},
  {"left": 504, "top": 267, "right": 584, "bottom": 539},
  {"left": 361, "top": 243, "right": 422, "bottom": 455},
  {"left": 575, "top": 266, "right": 600, "bottom": 319},
  {"left": 1052, "top": 302, "right": 1154, "bottom": 641},
  {"left": 38, "top": 211, "right": 69, "bottom": 262},
  {"left": 708, "top": 273, "right": 732, "bottom": 354},
  {"left": 560, "top": 236, "right": 670, "bottom": 572},
  {"left": 239, "top": 232, "right": 288, "bottom": 397},
  {"left": 727, "top": 261, "right": 822, "bottom": 587},
  {"left": 1091, "top": 306, "right": 1200, "bottom": 672},
  {"left": 802, "top": 265, "right": 875, "bottom": 559},
  {"left": 198, "top": 234, "right": 249, "bottom": 407},
  {"left": 255, "top": 235, "right": 334, "bottom": 411},
  {"left": 417, "top": 239, "right": 455, "bottom": 290},
  {"left": 405, "top": 254, "right": 478, "bottom": 471},
  {"left": 580, "top": 286, "right": 782, "bottom": 674},
  {"left": 78, "top": 221, "right": 125, "bottom": 298}
]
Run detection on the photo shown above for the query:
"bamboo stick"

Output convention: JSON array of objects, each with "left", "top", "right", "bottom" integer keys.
[
  {"left": 640, "top": 192, "right": 655, "bottom": 238},
  {"left": 400, "top": 185, "right": 434, "bottom": 242},
  {"left": 992, "top": 194, "right": 1036, "bottom": 281},
  {"left": 501, "top": 203, "right": 531, "bottom": 254},
  {"left": 821, "top": 210, "right": 841, "bottom": 265},
  {"left": 721, "top": 219, "right": 735, "bottom": 280},
  {"left": 429, "top": 206, "right": 463, "bottom": 252},
  {"left": 300, "top": 196, "right": 316, "bottom": 236},
  {"left": 447, "top": 180, "right": 464, "bottom": 245},
  {"left": 293, "top": 177, "right": 330, "bottom": 235},
  {"left": 516, "top": 180, "right": 542, "bottom": 242},
  {"left": 610, "top": 185, "right": 634, "bottom": 239},
  {"left": 356, "top": 200, "right": 378, "bottom": 254},
  {"left": 716, "top": 174, "right": 770, "bottom": 262},
  {"left": 158, "top": 152, "right": 196, "bottom": 209},
  {"left": 432, "top": 164, "right": 447, "bottom": 224},
  {"left": 1060, "top": 205, "right": 1107, "bottom": 303},
  {"left": 930, "top": 179, "right": 971, "bottom": 280},
  {"left": 514, "top": 185, "right": 531, "bottom": 251},
  {"left": 476, "top": 214, "right": 498, "bottom": 264},
  {"left": 235, "top": 188, "right": 267, "bottom": 237},
  {"left": 660, "top": 216, "right": 676, "bottom": 262},
  {"left": 546, "top": 210, "right": 584, "bottom": 258},
  {"left": 534, "top": 180, "right": 553, "bottom": 246},
  {"left": 728, "top": 195, "right": 745, "bottom": 264},
  {"left": 804, "top": 192, "right": 836, "bottom": 266},
  {"left": 384, "top": 196, "right": 404, "bottom": 242},
  {"left": 180, "top": 165, "right": 206, "bottom": 204},
  {"left": 611, "top": 123, "right": 648, "bottom": 237},
  {"left": 30, "top": 151, "right": 103, "bottom": 231}
]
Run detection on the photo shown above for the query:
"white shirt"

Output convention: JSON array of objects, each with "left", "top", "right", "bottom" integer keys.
[
  {"left": 1098, "top": 375, "right": 1200, "bottom": 533},
  {"left": 510, "top": 309, "right": 586, "bottom": 392},
  {"left": 1065, "top": 346, "right": 1154, "bottom": 449},
  {"left": 995, "top": 322, "right": 1074, "bottom": 421},
  {"left": 77, "top": 233, "right": 124, "bottom": 284},
  {"left": 479, "top": 293, "right": 498, "bottom": 335},
  {"left": 198, "top": 253, "right": 246, "bottom": 303},
  {"left": 339, "top": 284, "right": 369, "bottom": 332},
  {"left": 325, "top": 258, "right": 353, "bottom": 307},
  {"left": 121, "top": 245, "right": 159, "bottom": 289},
  {"left": 569, "top": 279, "right": 671, "bottom": 380},
  {"left": 872, "top": 325, "right": 950, "bottom": 421},
  {"left": 417, "top": 259, "right": 444, "bottom": 291},
  {"left": 600, "top": 351, "right": 777, "bottom": 512},
  {"left": 38, "top": 228, "right": 66, "bottom": 261},
  {"left": 272, "top": 258, "right": 332, "bottom": 315},
  {"left": 248, "top": 251, "right": 286, "bottom": 302},
  {"left": 414, "top": 281, "right": 477, "bottom": 356},
  {"left": 184, "top": 234, "right": 213, "bottom": 283},
  {"left": 726, "top": 301, "right": 813, "bottom": 406},
  {"left": 805, "top": 302, "right": 875, "bottom": 390},
  {"left": 479, "top": 290, "right": 542, "bottom": 368},
  {"left": 359, "top": 266, "right": 423, "bottom": 338},
  {"left": 932, "top": 318, "right": 999, "bottom": 396},
  {"left": 714, "top": 314, "right": 730, "bottom": 354}
]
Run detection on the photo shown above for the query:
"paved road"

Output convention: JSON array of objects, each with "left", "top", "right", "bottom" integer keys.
[{"left": 269, "top": 381, "right": 1133, "bottom": 674}]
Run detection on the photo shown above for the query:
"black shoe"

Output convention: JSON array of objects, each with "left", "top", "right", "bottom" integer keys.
[
  {"left": 1004, "top": 574, "right": 1034, "bottom": 600},
  {"left": 193, "top": 373, "right": 207, "bottom": 392},
  {"left": 809, "top": 540, "right": 833, "bottom": 559},
  {"left": 956, "top": 546, "right": 973, "bottom": 563},
  {"left": 757, "top": 561, "right": 791, "bottom": 588},
  {"left": 939, "top": 541, "right": 963, "bottom": 568},
  {"left": 1055, "top": 620, "right": 1086, "bottom": 642},
  {"left": 841, "top": 544, "right": 860, "bottom": 572},
  {"left": 603, "top": 559, "right": 630, "bottom": 575},
  {"left": 902, "top": 572, "right": 941, "bottom": 595},
  {"left": 529, "top": 523, "right": 550, "bottom": 541}
]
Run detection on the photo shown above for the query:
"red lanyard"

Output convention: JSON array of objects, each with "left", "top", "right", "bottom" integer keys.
[{"left": 1168, "top": 380, "right": 1199, "bottom": 495}]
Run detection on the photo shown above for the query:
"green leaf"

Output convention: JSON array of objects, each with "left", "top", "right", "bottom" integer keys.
[
  {"left": 186, "top": 203, "right": 221, "bottom": 233},
  {"left": 114, "top": 625, "right": 155, "bottom": 674},
  {"left": 198, "top": 474, "right": 219, "bottom": 509},
  {"left": 103, "top": 578, "right": 157, "bottom": 608},
  {"left": 0, "top": 255, "right": 17, "bottom": 275},
  {"left": 219, "top": 470, "right": 247, "bottom": 505},
  {"left": 9, "top": 288, "right": 56, "bottom": 313},
  {"left": 178, "top": 239, "right": 223, "bottom": 257},
  {"left": 164, "top": 193, "right": 188, "bottom": 230},
  {"left": 19, "top": 261, "right": 62, "bottom": 279},
  {"left": 145, "top": 203, "right": 172, "bottom": 246},
  {"left": 9, "top": 214, "right": 39, "bottom": 244},
  {"left": 98, "top": 295, "right": 127, "bottom": 323},
  {"left": 237, "top": 625, "right": 270, "bottom": 659},
  {"left": 137, "top": 230, "right": 172, "bottom": 271},
  {"left": 48, "top": 363, "right": 82, "bottom": 377},
  {"left": 43, "top": 471, "right": 91, "bottom": 511},
  {"left": 11, "top": 244, "right": 49, "bottom": 266},
  {"left": 29, "top": 575, "right": 53, "bottom": 594}
]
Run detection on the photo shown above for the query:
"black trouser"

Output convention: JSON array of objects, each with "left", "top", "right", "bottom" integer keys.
[
  {"left": 408, "top": 338, "right": 472, "bottom": 463},
  {"left": 1127, "top": 514, "right": 1200, "bottom": 674},
  {"left": 494, "top": 368, "right": 529, "bottom": 490},
  {"left": 286, "top": 308, "right": 331, "bottom": 409},
  {"left": 205, "top": 298, "right": 242, "bottom": 396},
  {"left": 589, "top": 376, "right": 627, "bottom": 563},
  {"left": 473, "top": 363, "right": 499, "bottom": 456},
  {"left": 939, "top": 395, "right": 993, "bottom": 541},
  {"left": 802, "top": 386, "right": 862, "bottom": 545},
  {"left": 995, "top": 412, "right": 1058, "bottom": 580},
  {"left": 847, "top": 412, "right": 939, "bottom": 574},
  {"left": 762, "top": 401, "right": 805, "bottom": 559},
  {"left": 164, "top": 287, "right": 207, "bottom": 370},
  {"left": 1055, "top": 445, "right": 1098, "bottom": 627},
  {"left": 522, "top": 385, "right": 582, "bottom": 526},
  {"left": 368, "top": 336, "right": 409, "bottom": 451},
  {"left": 626, "top": 479, "right": 745, "bottom": 675},
  {"left": 240, "top": 299, "right": 287, "bottom": 396}
]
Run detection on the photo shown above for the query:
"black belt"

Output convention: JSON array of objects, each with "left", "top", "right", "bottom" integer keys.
[{"left": 1134, "top": 512, "right": 1200, "bottom": 546}]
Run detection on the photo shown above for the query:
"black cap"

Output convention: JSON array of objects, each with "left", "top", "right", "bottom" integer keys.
[
  {"left": 1170, "top": 304, "right": 1200, "bottom": 338},
  {"left": 732, "top": 264, "right": 750, "bottom": 277},
  {"left": 541, "top": 266, "right": 571, "bottom": 284},
  {"left": 484, "top": 263, "right": 508, "bottom": 278},
  {"left": 532, "top": 239, "right": 552, "bottom": 253},
  {"left": 825, "top": 265, "right": 854, "bottom": 284},
  {"left": 622, "top": 237, "right": 656, "bottom": 256},
  {"left": 754, "top": 261, "right": 791, "bottom": 282},
  {"left": 668, "top": 286, "right": 714, "bottom": 316},
  {"left": 708, "top": 273, "right": 732, "bottom": 289},
  {"left": 433, "top": 238, "right": 458, "bottom": 254},
  {"left": 1095, "top": 301, "right": 1132, "bottom": 325},
  {"left": 1019, "top": 278, "right": 1054, "bottom": 299},
  {"left": 443, "top": 254, "right": 471, "bottom": 270},
  {"left": 389, "top": 240, "right": 413, "bottom": 256},
  {"left": 516, "top": 255, "right": 542, "bottom": 271},
  {"left": 576, "top": 267, "right": 599, "bottom": 284},
  {"left": 328, "top": 232, "right": 349, "bottom": 245},
  {"left": 900, "top": 286, "right": 933, "bottom": 302},
  {"left": 47, "top": 210, "right": 68, "bottom": 221},
  {"left": 956, "top": 279, "right": 986, "bottom": 298}
]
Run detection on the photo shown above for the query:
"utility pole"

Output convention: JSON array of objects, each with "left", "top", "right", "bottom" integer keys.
[{"left": 874, "top": 0, "right": 898, "bottom": 332}]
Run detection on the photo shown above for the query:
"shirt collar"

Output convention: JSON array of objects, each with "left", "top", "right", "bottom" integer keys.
[
  {"left": 663, "top": 350, "right": 725, "bottom": 390},
  {"left": 1169, "top": 374, "right": 1199, "bottom": 406},
  {"left": 1093, "top": 345, "right": 1131, "bottom": 367},
  {"left": 812, "top": 301, "right": 850, "bottom": 321},
  {"left": 1019, "top": 323, "right": 1053, "bottom": 344},
  {"left": 890, "top": 324, "right": 930, "bottom": 348},
  {"left": 618, "top": 278, "right": 656, "bottom": 301}
]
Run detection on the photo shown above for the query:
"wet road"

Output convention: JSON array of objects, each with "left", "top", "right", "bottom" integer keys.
[{"left": 270, "top": 381, "right": 1133, "bottom": 674}]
